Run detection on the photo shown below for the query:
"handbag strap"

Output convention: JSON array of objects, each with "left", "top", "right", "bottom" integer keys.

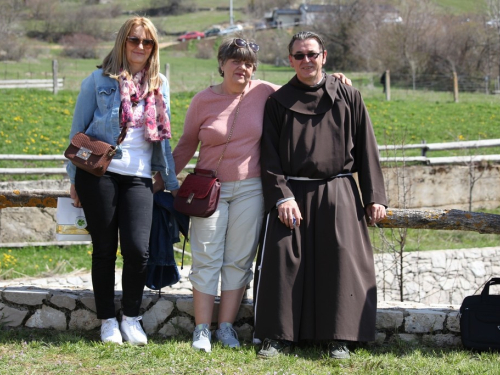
[
  {"left": 213, "top": 92, "right": 244, "bottom": 176},
  {"left": 116, "top": 125, "right": 128, "bottom": 145}
]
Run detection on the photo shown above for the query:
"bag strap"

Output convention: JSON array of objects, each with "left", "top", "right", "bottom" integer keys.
[
  {"left": 213, "top": 92, "right": 244, "bottom": 176},
  {"left": 116, "top": 125, "right": 128, "bottom": 145}
]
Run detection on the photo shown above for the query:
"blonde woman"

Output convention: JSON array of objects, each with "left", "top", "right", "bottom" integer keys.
[{"left": 67, "top": 16, "right": 178, "bottom": 345}]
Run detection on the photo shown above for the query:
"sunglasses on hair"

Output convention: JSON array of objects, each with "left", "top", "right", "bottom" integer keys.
[
  {"left": 291, "top": 51, "right": 323, "bottom": 60},
  {"left": 233, "top": 38, "right": 260, "bottom": 53},
  {"left": 127, "top": 36, "right": 155, "bottom": 49}
]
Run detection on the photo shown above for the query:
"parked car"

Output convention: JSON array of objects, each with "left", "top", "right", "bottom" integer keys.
[
  {"left": 177, "top": 31, "right": 205, "bottom": 42},
  {"left": 204, "top": 26, "right": 221, "bottom": 37},
  {"left": 254, "top": 21, "right": 267, "bottom": 31},
  {"left": 219, "top": 24, "right": 243, "bottom": 35}
]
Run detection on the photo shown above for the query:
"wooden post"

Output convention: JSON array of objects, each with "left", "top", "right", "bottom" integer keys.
[
  {"left": 52, "top": 59, "right": 58, "bottom": 95},
  {"left": 164, "top": 63, "right": 170, "bottom": 84},
  {"left": 385, "top": 69, "right": 390, "bottom": 101},
  {"left": 453, "top": 71, "right": 459, "bottom": 103}
]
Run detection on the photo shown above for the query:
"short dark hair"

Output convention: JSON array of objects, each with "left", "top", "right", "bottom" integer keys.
[
  {"left": 288, "top": 31, "right": 326, "bottom": 55},
  {"left": 217, "top": 38, "right": 258, "bottom": 77}
]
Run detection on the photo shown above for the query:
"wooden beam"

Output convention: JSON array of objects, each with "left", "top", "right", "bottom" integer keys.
[
  {"left": 377, "top": 208, "right": 500, "bottom": 234},
  {"left": 1, "top": 190, "right": 500, "bottom": 235},
  {"left": 0, "top": 189, "right": 69, "bottom": 209}
]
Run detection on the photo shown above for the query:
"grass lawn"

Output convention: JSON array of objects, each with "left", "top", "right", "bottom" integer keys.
[
  {"left": 0, "top": 243, "right": 190, "bottom": 280},
  {"left": 0, "top": 328, "right": 499, "bottom": 374}
]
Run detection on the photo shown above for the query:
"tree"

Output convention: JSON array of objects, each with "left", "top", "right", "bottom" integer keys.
[
  {"left": 486, "top": 0, "right": 500, "bottom": 76},
  {"left": 384, "top": 0, "right": 435, "bottom": 87}
]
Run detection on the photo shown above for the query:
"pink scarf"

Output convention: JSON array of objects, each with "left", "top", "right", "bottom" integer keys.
[{"left": 119, "top": 69, "right": 171, "bottom": 142}]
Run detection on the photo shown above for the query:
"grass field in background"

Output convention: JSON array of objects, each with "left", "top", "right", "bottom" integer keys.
[{"left": 1, "top": 82, "right": 499, "bottom": 156}]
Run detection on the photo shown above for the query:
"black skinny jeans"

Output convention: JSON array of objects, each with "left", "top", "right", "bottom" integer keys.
[{"left": 75, "top": 168, "right": 153, "bottom": 319}]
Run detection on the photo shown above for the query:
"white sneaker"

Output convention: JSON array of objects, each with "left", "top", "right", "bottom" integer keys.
[
  {"left": 101, "top": 318, "right": 123, "bottom": 344},
  {"left": 120, "top": 315, "right": 148, "bottom": 345},
  {"left": 192, "top": 323, "right": 212, "bottom": 352},
  {"left": 215, "top": 322, "right": 240, "bottom": 348}
]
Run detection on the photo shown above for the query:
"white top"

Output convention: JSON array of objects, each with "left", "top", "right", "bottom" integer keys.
[{"left": 108, "top": 100, "right": 153, "bottom": 178}]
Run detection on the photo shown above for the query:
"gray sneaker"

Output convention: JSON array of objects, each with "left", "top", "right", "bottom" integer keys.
[
  {"left": 328, "top": 341, "right": 350, "bottom": 359},
  {"left": 215, "top": 322, "right": 240, "bottom": 348},
  {"left": 192, "top": 323, "right": 212, "bottom": 352},
  {"left": 257, "top": 338, "right": 292, "bottom": 358}
]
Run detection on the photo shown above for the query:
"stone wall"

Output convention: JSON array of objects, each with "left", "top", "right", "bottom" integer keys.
[
  {"left": 383, "top": 164, "right": 500, "bottom": 210},
  {"left": 0, "top": 287, "right": 462, "bottom": 347},
  {"left": 375, "top": 247, "right": 500, "bottom": 305}
]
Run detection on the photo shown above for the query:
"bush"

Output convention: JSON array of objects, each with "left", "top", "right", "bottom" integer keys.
[
  {"left": 0, "top": 36, "right": 25, "bottom": 61},
  {"left": 60, "top": 33, "right": 98, "bottom": 59}
]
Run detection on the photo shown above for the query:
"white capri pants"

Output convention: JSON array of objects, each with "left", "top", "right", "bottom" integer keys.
[{"left": 188, "top": 177, "right": 264, "bottom": 296}]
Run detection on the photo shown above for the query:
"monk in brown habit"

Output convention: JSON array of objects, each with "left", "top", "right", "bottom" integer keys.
[{"left": 253, "top": 31, "right": 388, "bottom": 359}]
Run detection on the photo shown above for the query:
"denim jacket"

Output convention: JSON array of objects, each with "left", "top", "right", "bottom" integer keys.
[{"left": 66, "top": 69, "right": 179, "bottom": 191}]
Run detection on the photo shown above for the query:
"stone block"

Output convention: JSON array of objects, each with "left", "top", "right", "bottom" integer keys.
[
  {"left": 469, "top": 261, "right": 486, "bottom": 277},
  {"left": 446, "top": 311, "right": 461, "bottom": 333},
  {"left": 81, "top": 294, "right": 120, "bottom": 314},
  {"left": 176, "top": 297, "right": 194, "bottom": 317},
  {"left": 431, "top": 253, "right": 447, "bottom": 269},
  {"left": 376, "top": 309, "right": 404, "bottom": 330},
  {"left": 140, "top": 294, "right": 159, "bottom": 310},
  {"left": 0, "top": 302, "right": 28, "bottom": 327},
  {"left": 378, "top": 270, "right": 395, "bottom": 285},
  {"left": 159, "top": 316, "right": 194, "bottom": 337},
  {"left": 234, "top": 323, "right": 253, "bottom": 343},
  {"left": 3, "top": 289, "right": 50, "bottom": 306},
  {"left": 26, "top": 305, "right": 66, "bottom": 330},
  {"left": 69, "top": 309, "right": 100, "bottom": 330},
  {"left": 176, "top": 296, "right": 221, "bottom": 324},
  {"left": 80, "top": 295, "right": 97, "bottom": 312},
  {"left": 235, "top": 301, "right": 253, "bottom": 321},
  {"left": 50, "top": 293, "right": 78, "bottom": 310},
  {"left": 417, "top": 262, "right": 433, "bottom": 273},
  {"left": 374, "top": 332, "right": 386, "bottom": 344},
  {"left": 405, "top": 309, "right": 446, "bottom": 333},
  {"left": 422, "top": 333, "right": 462, "bottom": 347},
  {"left": 394, "top": 333, "right": 418, "bottom": 343},
  {"left": 142, "top": 299, "right": 175, "bottom": 334}
]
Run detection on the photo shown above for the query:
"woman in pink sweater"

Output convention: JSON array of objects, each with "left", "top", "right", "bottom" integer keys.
[{"left": 173, "top": 37, "right": 350, "bottom": 352}]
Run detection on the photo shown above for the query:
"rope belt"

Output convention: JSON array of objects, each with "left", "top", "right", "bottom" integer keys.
[{"left": 286, "top": 173, "right": 352, "bottom": 181}]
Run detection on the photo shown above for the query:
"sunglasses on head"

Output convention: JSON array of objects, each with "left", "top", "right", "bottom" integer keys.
[
  {"left": 233, "top": 38, "right": 260, "bottom": 53},
  {"left": 127, "top": 36, "right": 155, "bottom": 49},
  {"left": 291, "top": 51, "right": 323, "bottom": 60}
]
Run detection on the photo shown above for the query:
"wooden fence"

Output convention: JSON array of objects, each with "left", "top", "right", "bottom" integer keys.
[
  {"left": 1, "top": 139, "right": 500, "bottom": 175},
  {"left": 0, "top": 78, "right": 64, "bottom": 92},
  {"left": 0, "top": 60, "right": 62, "bottom": 94}
]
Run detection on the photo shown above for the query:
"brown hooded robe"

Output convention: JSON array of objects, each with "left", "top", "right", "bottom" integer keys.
[{"left": 253, "top": 74, "right": 387, "bottom": 343}]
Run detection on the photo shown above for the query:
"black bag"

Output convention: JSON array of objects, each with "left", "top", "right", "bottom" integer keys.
[{"left": 460, "top": 278, "right": 500, "bottom": 351}]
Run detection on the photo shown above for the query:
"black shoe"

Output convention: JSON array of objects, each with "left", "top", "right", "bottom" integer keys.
[
  {"left": 257, "top": 338, "right": 292, "bottom": 358},
  {"left": 328, "top": 341, "right": 350, "bottom": 359}
]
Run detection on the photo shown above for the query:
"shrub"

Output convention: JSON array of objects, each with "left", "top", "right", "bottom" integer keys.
[
  {"left": 0, "top": 36, "right": 25, "bottom": 61},
  {"left": 60, "top": 33, "right": 98, "bottom": 59}
]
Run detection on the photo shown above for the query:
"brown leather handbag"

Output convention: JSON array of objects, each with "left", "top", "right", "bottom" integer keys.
[
  {"left": 64, "top": 127, "right": 127, "bottom": 177},
  {"left": 174, "top": 92, "right": 244, "bottom": 218}
]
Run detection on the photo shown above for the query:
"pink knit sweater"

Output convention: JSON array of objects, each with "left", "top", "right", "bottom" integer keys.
[{"left": 173, "top": 80, "right": 279, "bottom": 182}]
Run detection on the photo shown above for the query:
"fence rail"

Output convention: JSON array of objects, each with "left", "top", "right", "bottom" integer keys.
[{"left": 2, "top": 138, "right": 500, "bottom": 175}]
